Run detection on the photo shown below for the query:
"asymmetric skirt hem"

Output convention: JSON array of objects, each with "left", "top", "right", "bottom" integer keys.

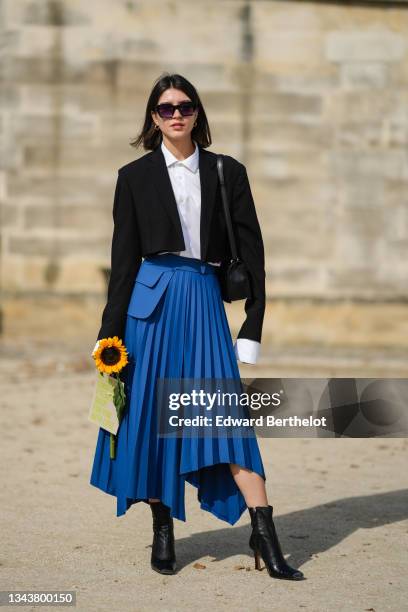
[{"left": 90, "top": 458, "right": 266, "bottom": 525}]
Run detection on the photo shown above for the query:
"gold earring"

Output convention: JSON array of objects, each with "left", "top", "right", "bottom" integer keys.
[
  {"left": 193, "top": 121, "right": 197, "bottom": 127},
  {"left": 154, "top": 124, "right": 160, "bottom": 130}
]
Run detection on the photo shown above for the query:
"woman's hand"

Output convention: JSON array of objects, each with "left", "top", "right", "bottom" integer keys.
[{"left": 92, "top": 340, "right": 100, "bottom": 359}]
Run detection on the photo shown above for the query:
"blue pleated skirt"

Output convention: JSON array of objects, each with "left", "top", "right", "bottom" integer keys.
[{"left": 90, "top": 253, "right": 265, "bottom": 525}]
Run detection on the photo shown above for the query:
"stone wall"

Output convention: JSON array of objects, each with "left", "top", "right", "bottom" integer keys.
[{"left": 1, "top": 0, "right": 407, "bottom": 344}]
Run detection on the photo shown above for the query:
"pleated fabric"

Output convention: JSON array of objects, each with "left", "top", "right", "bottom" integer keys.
[{"left": 90, "top": 253, "right": 266, "bottom": 525}]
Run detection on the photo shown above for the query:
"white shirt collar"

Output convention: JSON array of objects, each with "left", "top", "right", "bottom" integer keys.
[{"left": 161, "top": 139, "right": 199, "bottom": 173}]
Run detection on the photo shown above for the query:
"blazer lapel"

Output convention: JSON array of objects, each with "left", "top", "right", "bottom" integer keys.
[
  {"left": 148, "top": 143, "right": 218, "bottom": 260},
  {"left": 199, "top": 145, "right": 219, "bottom": 261}
]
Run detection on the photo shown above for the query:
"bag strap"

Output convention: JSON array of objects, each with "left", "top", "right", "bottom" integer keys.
[{"left": 216, "top": 155, "right": 239, "bottom": 261}]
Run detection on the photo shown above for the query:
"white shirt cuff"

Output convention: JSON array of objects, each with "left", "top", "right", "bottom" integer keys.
[
  {"left": 92, "top": 340, "right": 100, "bottom": 357},
  {"left": 233, "top": 338, "right": 261, "bottom": 365}
]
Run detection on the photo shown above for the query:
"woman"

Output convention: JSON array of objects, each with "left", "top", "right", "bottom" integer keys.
[{"left": 89, "top": 73, "right": 304, "bottom": 581}]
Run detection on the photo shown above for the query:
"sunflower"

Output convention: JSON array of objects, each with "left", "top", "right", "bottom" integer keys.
[{"left": 93, "top": 336, "right": 128, "bottom": 375}]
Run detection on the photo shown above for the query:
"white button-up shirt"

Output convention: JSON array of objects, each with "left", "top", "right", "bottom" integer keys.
[{"left": 158, "top": 139, "right": 219, "bottom": 264}]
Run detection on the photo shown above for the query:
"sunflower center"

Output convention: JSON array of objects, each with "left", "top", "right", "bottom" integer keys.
[{"left": 101, "top": 346, "right": 121, "bottom": 366}]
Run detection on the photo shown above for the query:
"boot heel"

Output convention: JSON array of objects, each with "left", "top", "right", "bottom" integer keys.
[{"left": 254, "top": 549, "right": 262, "bottom": 571}]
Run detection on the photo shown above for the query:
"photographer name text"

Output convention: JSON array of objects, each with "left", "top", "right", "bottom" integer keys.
[{"left": 167, "top": 415, "right": 327, "bottom": 428}]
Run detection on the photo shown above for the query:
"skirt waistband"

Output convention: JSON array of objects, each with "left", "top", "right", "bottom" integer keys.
[{"left": 143, "top": 253, "right": 218, "bottom": 275}]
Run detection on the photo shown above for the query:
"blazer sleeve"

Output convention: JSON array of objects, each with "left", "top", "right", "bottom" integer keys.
[
  {"left": 96, "top": 170, "right": 142, "bottom": 343},
  {"left": 231, "top": 163, "right": 266, "bottom": 343}
]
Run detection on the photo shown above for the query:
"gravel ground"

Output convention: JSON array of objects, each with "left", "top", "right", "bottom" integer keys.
[{"left": 0, "top": 340, "right": 407, "bottom": 612}]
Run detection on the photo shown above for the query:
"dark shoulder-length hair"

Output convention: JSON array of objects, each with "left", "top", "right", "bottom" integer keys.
[{"left": 130, "top": 72, "right": 212, "bottom": 151}]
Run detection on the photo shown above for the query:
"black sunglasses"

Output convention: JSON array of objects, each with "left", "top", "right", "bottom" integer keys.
[{"left": 155, "top": 102, "right": 197, "bottom": 119}]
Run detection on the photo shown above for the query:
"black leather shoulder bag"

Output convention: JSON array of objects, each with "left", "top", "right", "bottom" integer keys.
[{"left": 215, "top": 155, "right": 252, "bottom": 303}]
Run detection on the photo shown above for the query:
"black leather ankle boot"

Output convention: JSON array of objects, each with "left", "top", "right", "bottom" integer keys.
[
  {"left": 248, "top": 505, "right": 305, "bottom": 580},
  {"left": 149, "top": 501, "right": 176, "bottom": 575}
]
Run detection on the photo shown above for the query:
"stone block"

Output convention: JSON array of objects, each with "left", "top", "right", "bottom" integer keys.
[
  {"left": 8, "top": 234, "right": 110, "bottom": 257},
  {"left": 327, "top": 31, "right": 405, "bottom": 63},
  {"left": 23, "top": 203, "right": 111, "bottom": 232},
  {"left": 252, "top": 120, "right": 332, "bottom": 150},
  {"left": 1, "top": 203, "right": 19, "bottom": 226},
  {"left": 325, "top": 89, "right": 408, "bottom": 122},
  {"left": 328, "top": 150, "right": 408, "bottom": 181},
  {"left": 340, "top": 62, "right": 389, "bottom": 88},
  {"left": 21, "top": 257, "right": 105, "bottom": 291},
  {"left": 254, "top": 91, "right": 322, "bottom": 118}
]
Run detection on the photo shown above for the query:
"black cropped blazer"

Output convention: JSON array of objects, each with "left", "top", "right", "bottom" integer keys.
[{"left": 96, "top": 143, "right": 266, "bottom": 344}]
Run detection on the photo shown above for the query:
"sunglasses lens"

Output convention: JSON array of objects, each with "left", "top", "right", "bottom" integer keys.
[
  {"left": 157, "top": 104, "right": 174, "bottom": 119},
  {"left": 179, "top": 103, "right": 195, "bottom": 116}
]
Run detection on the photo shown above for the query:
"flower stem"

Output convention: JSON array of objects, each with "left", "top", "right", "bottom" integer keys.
[{"left": 110, "top": 433, "right": 116, "bottom": 459}]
